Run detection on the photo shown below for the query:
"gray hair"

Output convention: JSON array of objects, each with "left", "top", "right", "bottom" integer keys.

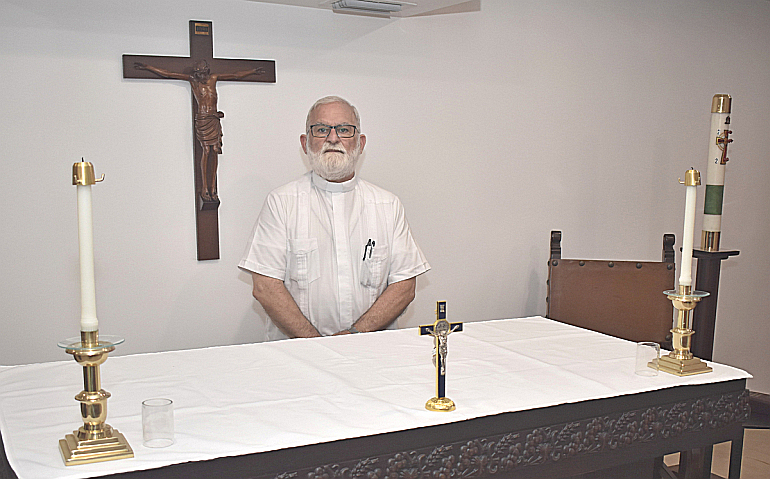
[{"left": 305, "top": 96, "right": 361, "bottom": 132}]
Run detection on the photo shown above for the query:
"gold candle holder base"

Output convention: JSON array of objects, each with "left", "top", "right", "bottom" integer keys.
[
  {"left": 659, "top": 286, "right": 712, "bottom": 377},
  {"left": 57, "top": 331, "right": 133, "bottom": 466},
  {"left": 59, "top": 427, "right": 134, "bottom": 466},
  {"left": 425, "top": 397, "right": 456, "bottom": 412},
  {"left": 701, "top": 231, "right": 720, "bottom": 252},
  {"left": 658, "top": 355, "right": 713, "bottom": 376}
]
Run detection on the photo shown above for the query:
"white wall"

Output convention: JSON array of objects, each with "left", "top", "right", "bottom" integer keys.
[{"left": 2, "top": 0, "right": 769, "bottom": 393}]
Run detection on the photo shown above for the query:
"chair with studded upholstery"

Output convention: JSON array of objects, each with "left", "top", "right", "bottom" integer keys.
[{"left": 545, "top": 230, "right": 676, "bottom": 350}]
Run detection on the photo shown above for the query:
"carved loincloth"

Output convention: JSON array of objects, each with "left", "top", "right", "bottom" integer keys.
[{"left": 194, "top": 112, "right": 224, "bottom": 146}]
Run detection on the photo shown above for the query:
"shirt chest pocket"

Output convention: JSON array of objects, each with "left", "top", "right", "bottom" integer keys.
[
  {"left": 288, "top": 238, "right": 321, "bottom": 289},
  {"left": 360, "top": 243, "right": 389, "bottom": 290}
]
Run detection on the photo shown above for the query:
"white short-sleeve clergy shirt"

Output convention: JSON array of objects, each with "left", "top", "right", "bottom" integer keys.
[{"left": 239, "top": 172, "right": 430, "bottom": 340}]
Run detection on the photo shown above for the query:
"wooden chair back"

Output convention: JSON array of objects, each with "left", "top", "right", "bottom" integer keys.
[{"left": 546, "top": 230, "right": 676, "bottom": 347}]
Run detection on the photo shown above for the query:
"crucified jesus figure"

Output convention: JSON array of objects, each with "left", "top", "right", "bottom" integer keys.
[{"left": 135, "top": 60, "right": 264, "bottom": 201}]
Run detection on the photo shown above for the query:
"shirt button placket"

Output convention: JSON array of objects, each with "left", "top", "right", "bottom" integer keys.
[{"left": 332, "top": 192, "right": 353, "bottom": 325}]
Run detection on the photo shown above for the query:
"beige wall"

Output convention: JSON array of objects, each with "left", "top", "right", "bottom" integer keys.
[{"left": 1, "top": 0, "right": 768, "bottom": 392}]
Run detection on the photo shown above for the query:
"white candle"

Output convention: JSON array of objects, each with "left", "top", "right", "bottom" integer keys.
[
  {"left": 701, "top": 94, "right": 732, "bottom": 251},
  {"left": 75, "top": 163, "right": 99, "bottom": 332},
  {"left": 679, "top": 169, "right": 700, "bottom": 287}
]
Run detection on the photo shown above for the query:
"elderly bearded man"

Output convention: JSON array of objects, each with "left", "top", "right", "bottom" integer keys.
[{"left": 239, "top": 96, "right": 430, "bottom": 340}]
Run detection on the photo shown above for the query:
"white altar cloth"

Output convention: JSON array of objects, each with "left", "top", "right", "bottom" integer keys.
[{"left": 0, "top": 317, "right": 751, "bottom": 479}]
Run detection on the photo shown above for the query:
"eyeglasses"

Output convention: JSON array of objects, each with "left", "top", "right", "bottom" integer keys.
[{"left": 308, "top": 123, "right": 358, "bottom": 139}]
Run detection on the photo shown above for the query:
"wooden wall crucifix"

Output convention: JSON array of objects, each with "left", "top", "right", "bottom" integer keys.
[{"left": 123, "top": 21, "right": 276, "bottom": 260}]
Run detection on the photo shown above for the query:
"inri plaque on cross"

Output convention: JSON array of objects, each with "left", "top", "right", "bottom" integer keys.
[{"left": 123, "top": 21, "right": 276, "bottom": 260}]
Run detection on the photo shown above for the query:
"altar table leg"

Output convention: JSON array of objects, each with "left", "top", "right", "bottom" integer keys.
[
  {"left": 728, "top": 435, "right": 744, "bottom": 479},
  {"left": 678, "top": 448, "right": 710, "bottom": 479},
  {"left": 703, "top": 447, "right": 714, "bottom": 478}
]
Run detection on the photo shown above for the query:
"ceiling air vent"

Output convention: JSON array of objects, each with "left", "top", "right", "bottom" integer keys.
[{"left": 331, "top": 0, "right": 403, "bottom": 14}]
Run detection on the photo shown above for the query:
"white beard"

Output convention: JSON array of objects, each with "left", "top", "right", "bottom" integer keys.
[{"left": 307, "top": 140, "right": 361, "bottom": 181}]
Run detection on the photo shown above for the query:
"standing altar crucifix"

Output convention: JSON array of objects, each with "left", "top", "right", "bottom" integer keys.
[
  {"left": 420, "top": 301, "right": 463, "bottom": 412},
  {"left": 123, "top": 21, "right": 276, "bottom": 260}
]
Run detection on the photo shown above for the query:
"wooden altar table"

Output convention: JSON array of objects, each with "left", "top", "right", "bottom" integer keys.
[{"left": 0, "top": 317, "right": 751, "bottom": 479}]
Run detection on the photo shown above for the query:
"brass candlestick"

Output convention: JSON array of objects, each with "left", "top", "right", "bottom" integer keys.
[
  {"left": 58, "top": 331, "right": 133, "bottom": 465},
  {"left": 59, "top": 160, "right": 133, "bottom": 464},
  {"left": 657, "top": 285, "right": 712, "bottom": 376}
]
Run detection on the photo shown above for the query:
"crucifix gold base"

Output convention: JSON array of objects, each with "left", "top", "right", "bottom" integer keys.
[
  {"left": 58, "top": 331, "right": 133, "bottom": 466},
  {"left": 425, "top": 397, "right": 456, "bottom": 412},
  {"left": 658, "top": 286, "right": 712, "bottom": 377}
]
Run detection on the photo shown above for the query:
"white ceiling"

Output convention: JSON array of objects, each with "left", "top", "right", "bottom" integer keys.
[{"left": 246, "top": 0, "right": 480, "bottom": 17}]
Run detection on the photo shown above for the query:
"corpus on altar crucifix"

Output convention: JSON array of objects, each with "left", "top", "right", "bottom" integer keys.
[
  {"left": 123, "top": 21, "right": 276, "bottom": 260},
  {"left": 420, "top": 301, "right": 463, "bottom": 412}
]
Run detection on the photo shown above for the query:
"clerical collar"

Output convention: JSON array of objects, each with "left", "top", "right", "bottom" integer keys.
[{"left": 311, "top": 172, "right": 357, "bottom": 193}]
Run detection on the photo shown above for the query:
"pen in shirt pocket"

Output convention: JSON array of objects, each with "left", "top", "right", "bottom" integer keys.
[{"left": 362, "top": 239, "right": 375, "bottom": 260}]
